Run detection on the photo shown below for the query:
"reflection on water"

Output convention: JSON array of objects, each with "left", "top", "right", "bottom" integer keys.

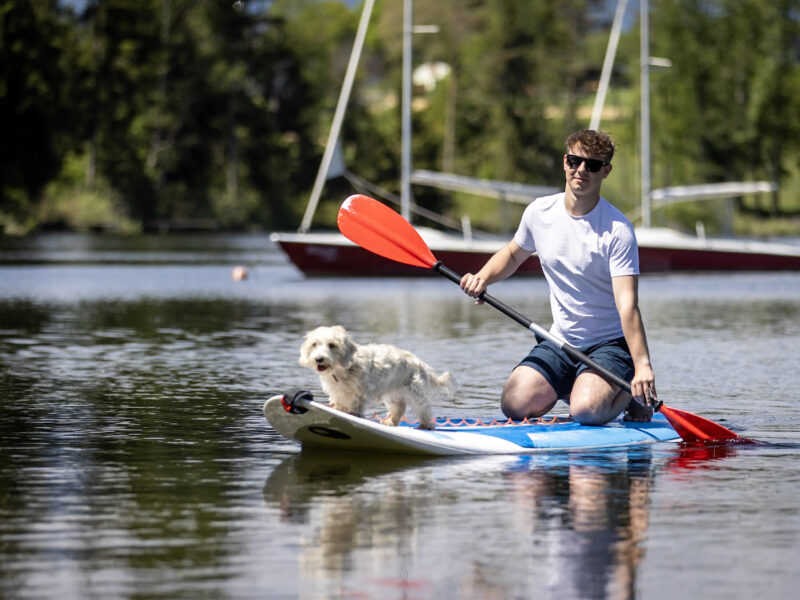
[
  {"left": 2, "top": 235, "right": 800, "bottom": 598},
  {"left": 0, "top": 231, "right": 278, "bottom": 265},
  {"left": 260, "top": 440, "right": 778, "bottom": 600},
  {"left": 663, "top": 441, "right": 744, "bottom": 472},
  {"left": 263, "top": 446, "right": 738, "bottom": 599}
]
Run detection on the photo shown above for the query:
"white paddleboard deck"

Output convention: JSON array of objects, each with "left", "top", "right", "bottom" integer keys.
[{"left": 263, "top": 394, "right": 680, "bottom": 456}]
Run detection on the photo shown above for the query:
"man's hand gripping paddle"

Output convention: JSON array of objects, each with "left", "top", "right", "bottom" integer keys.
[{"left": 337, "top": 194, "right": 747, "bottom": 444}]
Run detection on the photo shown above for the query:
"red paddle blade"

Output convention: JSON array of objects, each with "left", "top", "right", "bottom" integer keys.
[
  {"left": 659, "top": 404, "right": 741, "bottom": 443},
  {"left": 337, "top": 195, "right": 437, "bottom": 268}
]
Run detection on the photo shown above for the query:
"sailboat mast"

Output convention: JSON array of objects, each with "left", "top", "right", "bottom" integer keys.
[
  {"left": 590, "top": 0, "right": 628, "bottom": 130},
  {"left": 640, "top": 0, "right": 652, "bottom": 228},
  {"left": 298, "top": 0, "right": 376, "bottom": 233},
  {"left": 401, "top": 0, "right": 413, "bottom": 221}
]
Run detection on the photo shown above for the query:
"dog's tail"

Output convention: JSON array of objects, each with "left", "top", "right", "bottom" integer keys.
[{"left": 436, "top": 371, "right": 457, "bottom": 396}]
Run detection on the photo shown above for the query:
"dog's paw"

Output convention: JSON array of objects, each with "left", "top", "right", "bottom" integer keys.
[
  {"left": 331, "top": 403, "right": 364, "bottom": 419},
  {"left": 329, "top": 402, "right": 349, "bottom": 414}
]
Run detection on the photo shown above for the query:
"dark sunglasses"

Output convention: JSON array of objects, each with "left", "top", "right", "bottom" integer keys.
[{"left": 565, "top": 154, "right": 609, "bottom": 172}]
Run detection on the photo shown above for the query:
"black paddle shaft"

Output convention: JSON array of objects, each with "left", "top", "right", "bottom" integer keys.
[{"left": 432, "top": 261, "right": 634, "bottom": 394}]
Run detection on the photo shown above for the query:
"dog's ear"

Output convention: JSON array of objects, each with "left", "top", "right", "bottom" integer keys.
[
  {"left": 298, "top": 331, "right": 314, "bottom": 367},
  {"left": 333, "top": 326, "right": 357, "bottom": 367},
  {"left": 340, "top": 337, "right": 356, "bottom": 368}
]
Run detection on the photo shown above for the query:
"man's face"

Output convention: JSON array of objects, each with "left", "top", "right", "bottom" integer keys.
[{"left": 564, "top": 145, "right": 612, "bottom": 197}]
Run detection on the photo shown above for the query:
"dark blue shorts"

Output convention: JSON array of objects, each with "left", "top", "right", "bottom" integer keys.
[{"left": 517, "top": 336, "right": 634, "bottom": 399}]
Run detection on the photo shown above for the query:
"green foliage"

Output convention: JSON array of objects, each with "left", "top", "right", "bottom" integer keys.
[
  {"left": 1, "top": 0, "right": 799, "bottom": 234},
  {"left": 39, "top": 151, "right": 137, "bottom": 232},
  {"left": 0, "top": 0, "right": 74, "bottom": 223},
  {"left": 649, "top": 0, "right": 800, "bottom": 220}
]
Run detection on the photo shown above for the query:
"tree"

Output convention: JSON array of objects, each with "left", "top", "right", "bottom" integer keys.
[
  {"left": 71, "top": 0, "right": 326, "bottom": 230},
  {"left": 651, "top": 0, "right": 800, "bottom": 216},
  {"left": 0, "top": 0, "right": 74, "bottom": 226}
]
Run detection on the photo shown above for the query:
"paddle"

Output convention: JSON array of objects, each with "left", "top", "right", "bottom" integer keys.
[{"left": 337, "top": 194, "right": 744, "bottom": 443}]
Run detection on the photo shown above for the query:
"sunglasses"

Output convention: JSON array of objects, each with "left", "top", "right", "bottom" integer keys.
[{"left": 565, "top": 154, "right": 610, "bottom": 173}]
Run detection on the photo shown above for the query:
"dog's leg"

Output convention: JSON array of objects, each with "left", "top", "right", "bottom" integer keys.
[
  {"left": 328, "top": 390, "right": 357, "bottom": 415},
  {"left": 380, "top": 393, "right": 405, "bottom": 426},
  {"left": 414, "top": 394, "right": 435, "bottom": 430},
  {"left": 328, "top": 392, "right": 342, "bottom": 412},
  {"left": 403, "top": 373, "right": 436, "bottom": 430}
]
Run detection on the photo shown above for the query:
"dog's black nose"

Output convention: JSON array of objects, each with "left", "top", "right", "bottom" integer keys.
[{"left": 315, "top": 357, "right": 325, "bottom": 364}]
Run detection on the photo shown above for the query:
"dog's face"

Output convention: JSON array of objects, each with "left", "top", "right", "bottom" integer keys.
[{"left": 299, "top": 325, "right": 356, "bottom": 373}]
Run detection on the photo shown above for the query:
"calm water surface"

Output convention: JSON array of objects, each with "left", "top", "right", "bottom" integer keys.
[{"left": 1, "top": 233, "right": 799, "bottom": 599}]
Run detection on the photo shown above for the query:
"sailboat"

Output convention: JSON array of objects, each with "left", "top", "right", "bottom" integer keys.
[
  {"left": 600, "top": 0, "right": 800, "bottom": 271},
  {"left": 271, "top": 0, "right": 800, "bottom": 276}
]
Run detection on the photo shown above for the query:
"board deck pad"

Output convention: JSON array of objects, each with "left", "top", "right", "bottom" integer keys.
[{"left": 264, "top": 395, "right": 680, "bottom": 456}]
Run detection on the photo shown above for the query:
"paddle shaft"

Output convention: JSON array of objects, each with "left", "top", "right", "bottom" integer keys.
[{"left": 433, "top": 261, "right": 636, "bottom": 395}]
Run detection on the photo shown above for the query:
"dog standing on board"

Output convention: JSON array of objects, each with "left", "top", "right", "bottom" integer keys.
[{"left": 299, "top": 325, "right": 454, "bottom": 429}]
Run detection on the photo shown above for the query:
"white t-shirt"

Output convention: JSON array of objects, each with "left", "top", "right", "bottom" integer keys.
[{"left": 514, "top": 192, "right": 639, "bottom": 346}]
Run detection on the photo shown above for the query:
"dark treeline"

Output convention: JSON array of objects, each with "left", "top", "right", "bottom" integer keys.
[{"left": 1, "top": 0, "right": 799, "bottom": 234}]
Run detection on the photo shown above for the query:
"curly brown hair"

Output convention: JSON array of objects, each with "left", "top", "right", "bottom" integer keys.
[{"left": 566, "top": 130, "right": 615, "bottom": 163}]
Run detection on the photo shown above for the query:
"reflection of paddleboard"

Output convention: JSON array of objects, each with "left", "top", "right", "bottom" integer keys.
[{"left": 263, "top": 394, "right": 680, "bottom": 456}]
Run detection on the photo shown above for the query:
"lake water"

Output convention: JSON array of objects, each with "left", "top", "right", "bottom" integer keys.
[{"left": 1, "top": 232, "right": 799, "bottom": 599}]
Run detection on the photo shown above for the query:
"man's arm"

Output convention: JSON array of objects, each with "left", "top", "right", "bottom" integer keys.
[
  {"left": 460, "top": 240, "right": 532, "bottom": 301},
  {"left": 612, "top": 274, "right": 657, "bottom": 407}
]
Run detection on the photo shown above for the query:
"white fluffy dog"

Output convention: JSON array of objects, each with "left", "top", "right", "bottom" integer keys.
[{"left": 299, "top": 325, "right": 454, "bottom": 429}]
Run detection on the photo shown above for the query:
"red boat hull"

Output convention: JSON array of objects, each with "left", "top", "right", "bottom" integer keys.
[
  {"left": 637, "top": 245, "right": 800, "bottom": 272},
  {"left": 276, "top": 237, "right": 800, "bottom": 277},
  {"left": 276, "top": 238, "right": 536, "bottom": 276}
]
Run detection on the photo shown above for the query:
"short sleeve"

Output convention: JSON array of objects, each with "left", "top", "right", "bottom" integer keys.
[
  {"left": 608, "top": 222, "right": 639, "bottom": 276},
  {"left": 513, "top": 203, "right": 538, "bottom": 253}
]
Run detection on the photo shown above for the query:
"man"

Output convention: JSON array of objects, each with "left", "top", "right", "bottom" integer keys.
[{"left": 460, "top": 130, "right": 656, "bottom": 425}]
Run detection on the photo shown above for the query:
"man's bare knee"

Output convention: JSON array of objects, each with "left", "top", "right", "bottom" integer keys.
[
  {"left": 500, "top": 369, "right": 557, "bottom": 420},
  {"left": 500, "top": 392, "right": 530, "bottom": 421},
  {"left": 569, "top": 373, "right": 629, "bottom": 425},
  {"left": 569, "top": 405, "right": 608, "bottom": 426}
]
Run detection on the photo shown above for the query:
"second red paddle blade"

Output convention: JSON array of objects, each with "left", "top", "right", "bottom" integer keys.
[{"left": 660, "top": 404, "right": 741, "bottom": 443}]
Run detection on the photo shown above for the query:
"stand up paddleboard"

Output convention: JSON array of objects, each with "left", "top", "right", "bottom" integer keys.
[{"left": 264, "top": 392, "right": 680, "bottom": 456}]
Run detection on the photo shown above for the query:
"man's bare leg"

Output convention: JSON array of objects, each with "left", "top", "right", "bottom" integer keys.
[
  {"left": 568, "top": 370, "right": 649, "bottom": 425},
  {"left": 500, "top": 365, "right": 559, "bottom": 420}
]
